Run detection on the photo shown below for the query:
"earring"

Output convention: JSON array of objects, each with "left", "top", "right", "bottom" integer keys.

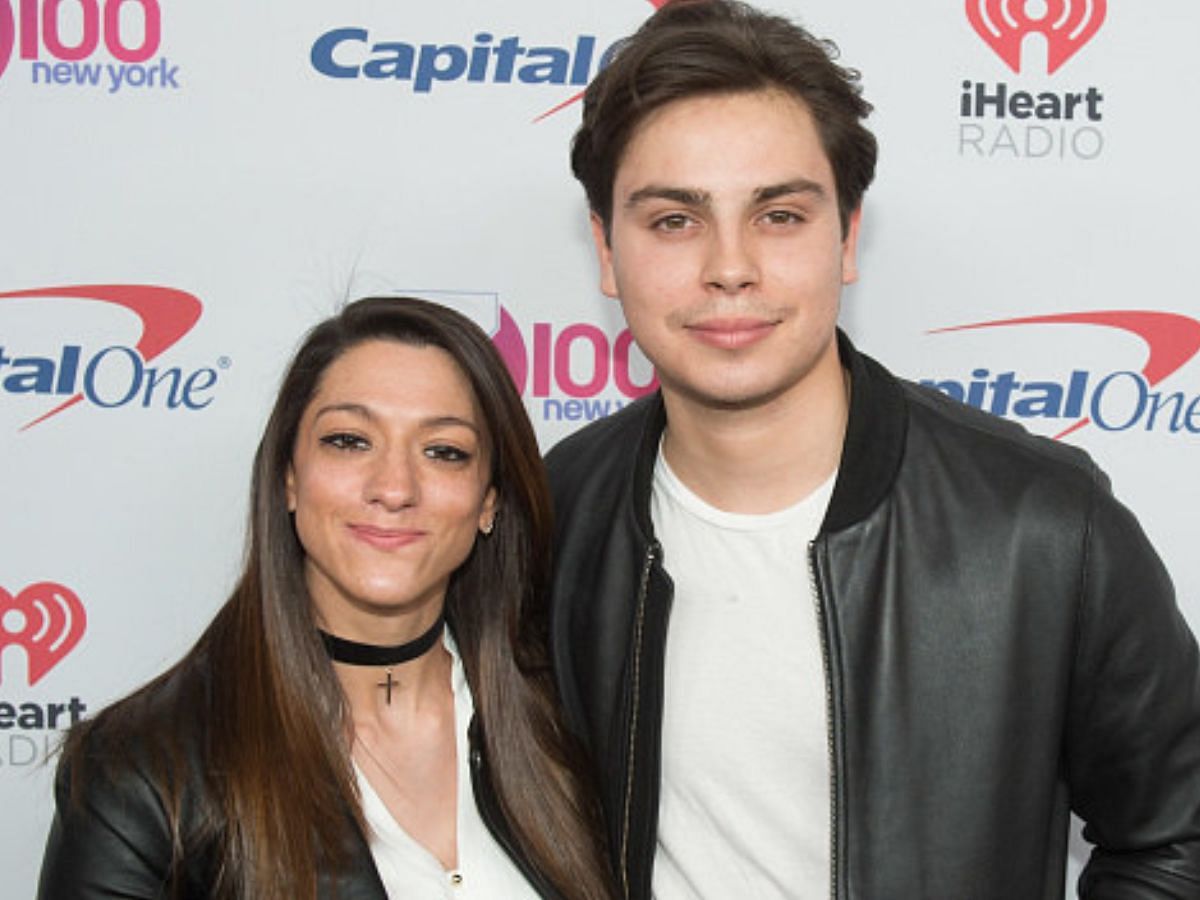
[{"left": 481, "top": 516, "right": 495, "bottom": 536}]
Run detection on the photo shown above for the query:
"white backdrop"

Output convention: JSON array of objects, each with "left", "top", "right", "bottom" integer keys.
[{"left": 2, "top": 2, "right": 1197, "bottom": 896}]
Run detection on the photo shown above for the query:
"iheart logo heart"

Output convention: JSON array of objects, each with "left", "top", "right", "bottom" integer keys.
[
  {"left": 0, "top": 582, "right": 87, "bottom": 686},
  {"left": 966, "top": 0, "right": 1106, "bottom": 74}
]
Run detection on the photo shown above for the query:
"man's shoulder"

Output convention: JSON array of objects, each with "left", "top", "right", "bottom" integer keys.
[
  {"left": 900, "top": 377, "right": 1101, "bottom": 488},
  {"left": 544, "top": 393, "right": 660, "bottom": 483}
]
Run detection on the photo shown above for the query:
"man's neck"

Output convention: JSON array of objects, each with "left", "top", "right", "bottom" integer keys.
[{"left": 660, "top": 353, "right": 849, "bottom": 515}]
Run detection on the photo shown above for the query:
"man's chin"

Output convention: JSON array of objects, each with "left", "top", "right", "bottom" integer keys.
[{"left": 663, "top": 376, "right": 794, "bottom": 414}]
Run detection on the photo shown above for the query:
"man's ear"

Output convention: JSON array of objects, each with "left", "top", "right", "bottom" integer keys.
[
  {"left": 841, "top": 206, "right": 863, "bottom": 286},
  {"left": 590, "top": 212, "right": 619, "bottom": 299}
]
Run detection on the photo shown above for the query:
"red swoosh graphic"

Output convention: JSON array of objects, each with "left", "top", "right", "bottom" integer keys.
[
  {"left": 533, "top": 0, "right": 664, "bottom": 122},
  {"left": 0, "top": 284, "right": 203, "bottom": 430},
  {"left": 533, "top": 87, "right": 587, "bottom": 123},
  {"left": 930, "top": 311, "right": 1200, "bottom": 439}
]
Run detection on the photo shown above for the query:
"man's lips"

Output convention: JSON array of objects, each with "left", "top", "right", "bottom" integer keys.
[
  {"left": 348, "top": 524, "right": 425, "bottom": 549},
  {"left": 686, "top": 317, "right": 778, "bottom": 349}
]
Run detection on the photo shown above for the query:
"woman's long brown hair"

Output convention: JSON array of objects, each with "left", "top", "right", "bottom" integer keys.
[{"left": 61, "top": 297, "right": 614, "bottom": 899}]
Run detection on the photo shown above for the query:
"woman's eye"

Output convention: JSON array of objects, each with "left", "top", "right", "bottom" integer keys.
[
  {"left": 319, "top": 432, "right": 369, "bottom": 451},
  {"left": 425, "top": 444, "right": 471, "bottom": 463}
]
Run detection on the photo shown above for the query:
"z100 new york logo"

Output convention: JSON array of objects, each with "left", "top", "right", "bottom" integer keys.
[
  {"left": 0, "top": 284, "right": 225, "bottom": 431},
  {"left": 402, "top": 289, "right": 657, "bottom": 427},
  {"left": 0, "top": 581, "right": 88, "bottom": 767},
  {"left": 0, "top": 0, "right": 180, "bottom": 93},
  {"left": 960, "top": 0, "right": 1107, "bottom": 160},
  {"left": 493, "top": 304, "right": 658, "bottom": 425}
]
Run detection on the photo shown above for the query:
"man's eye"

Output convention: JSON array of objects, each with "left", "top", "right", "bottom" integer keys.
[
  {"left": 762, "top": 209, "right": 803, "bottom": 225},
  {"left": 653, "top": 213, "right": 693, "bottom": 232},
  {"left": 425, "top": 444, "right": 471, "bottom": 463},
  {"left": 319, "top": 433, "right": 369, "bottom": 451}
]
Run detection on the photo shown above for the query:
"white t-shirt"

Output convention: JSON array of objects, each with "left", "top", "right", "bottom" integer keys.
[
  {"left": 356, "top": 634, "right": 540, "bottom": 900},
  {"left": 650, "top": 448, "right": 835, "bottom": 900}
]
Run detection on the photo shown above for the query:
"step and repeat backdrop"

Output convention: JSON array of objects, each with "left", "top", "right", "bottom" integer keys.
[{"left": 2, "top": 1, "right": 1197, "bottom": 894}]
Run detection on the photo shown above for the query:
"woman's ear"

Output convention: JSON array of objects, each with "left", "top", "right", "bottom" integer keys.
[{"left": 479, "top": 487, "right": 499, "bottom": 535}]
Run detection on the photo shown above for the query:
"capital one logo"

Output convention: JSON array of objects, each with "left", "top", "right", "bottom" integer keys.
[
  {"left": 925, "top": 311, "right": 1200, "bottom": 439},
  {"left": 0, "top": 0, "right": 161, "bottom": 82},
  {"left": 0, "top": 582, "right": 86, "bottom": 686},
  {"left": 0, "top": 284, "right": 218, "bottom": 431},
  {"left": 966, "top": 0, "right": 1106, "bottom": 74}
]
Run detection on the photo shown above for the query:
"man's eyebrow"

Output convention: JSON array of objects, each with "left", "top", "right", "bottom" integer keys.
[
  {"left": 624, "top": 185, "right": 712, "bottom": 209},
  {"left": 623, "top": 179, "right": 827, "bottom": 209},
  {"left": 754, "top": 178, "right": 827, "bottom": 203}
]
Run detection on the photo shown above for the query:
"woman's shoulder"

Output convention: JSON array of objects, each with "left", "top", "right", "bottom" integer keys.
[
  {"left": 72, "top": 650, "right": 212, "bottom": 759},
  {"left": 39, "top": 657, "right": 219, "bottom": 900},
  {"left": 55, "top": 651, "right": 217, "bottom": 826}
]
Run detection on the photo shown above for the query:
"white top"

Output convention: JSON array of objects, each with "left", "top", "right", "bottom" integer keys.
[
  {"left": 650, "top": 448, "right": 835, "bottom": 900},
  {"left": 355, "top": 634, "right": 540, "bottom": 900}
]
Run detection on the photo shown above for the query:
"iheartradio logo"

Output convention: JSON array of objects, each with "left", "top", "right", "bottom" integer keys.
[
  {"left": 0, "top": 581, "right": 86, "bottom": 685},
  {"left": 966, "top": 0, "right": 1107, "bottom": 74}
]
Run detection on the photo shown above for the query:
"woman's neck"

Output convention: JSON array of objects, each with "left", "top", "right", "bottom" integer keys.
[
  {"left": 338, "top": 642, "right": 453, "bottom": 723},
  {"left": 318, "top": 608, "right": 452, "bottom": 722}
]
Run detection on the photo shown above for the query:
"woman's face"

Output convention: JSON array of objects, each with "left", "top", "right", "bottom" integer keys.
[{"left": 286, "top": 339, "right": 497, "bottom": 635}]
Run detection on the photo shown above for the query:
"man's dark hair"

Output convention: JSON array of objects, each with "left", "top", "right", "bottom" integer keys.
[{"left": 572, "top": 0, "right": 877, "bottom": 239}]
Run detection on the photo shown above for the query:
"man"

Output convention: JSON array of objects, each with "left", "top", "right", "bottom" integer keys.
[{"left": 544, "top": 2, "right": 1200, "bottom": 898}]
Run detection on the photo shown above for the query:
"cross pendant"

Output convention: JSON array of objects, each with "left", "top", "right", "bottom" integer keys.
[{"left": 378, "top": 668, "right": 398, "bottom": 704}]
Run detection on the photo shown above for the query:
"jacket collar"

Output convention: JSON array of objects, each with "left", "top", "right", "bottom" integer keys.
[
  {"left": 823, "top": 329, "right": 907, "bottom": 532},
  {"left": 628, "top": 329, "right": 907, "bottom": 536}
]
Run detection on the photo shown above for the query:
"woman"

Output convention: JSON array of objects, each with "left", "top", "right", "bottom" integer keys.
[{"left": 37, "top": 297, "right": 614, "bottom": 899}]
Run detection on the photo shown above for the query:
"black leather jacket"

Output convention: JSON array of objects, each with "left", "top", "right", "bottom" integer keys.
[
  {"left": 545, "top": 333, "right": 1200, "bottom": 900},
  {"left": 36, "top": 648, "right": 557, "bottom": 899}
]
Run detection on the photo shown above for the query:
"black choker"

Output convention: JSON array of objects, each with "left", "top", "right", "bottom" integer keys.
[{"left": 319, "top": 615, "right": 445, "bottom": 704}]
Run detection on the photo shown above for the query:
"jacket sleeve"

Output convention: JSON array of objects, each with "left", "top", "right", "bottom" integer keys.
[
  {"left": 37, "top": 749, "right": 175, "bottom": 900},
  {"left": 1070, "top": 475, "right": 1200, "bottom": 899}
]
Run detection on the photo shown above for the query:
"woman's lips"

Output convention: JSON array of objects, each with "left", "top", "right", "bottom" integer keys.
[{"left": 348, "top": 524, "right": 425, "bottom": 549}]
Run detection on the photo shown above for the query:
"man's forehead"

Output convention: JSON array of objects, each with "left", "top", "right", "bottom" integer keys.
[{"left": 612, "top": 89, "right": 835, "bottom": 195}]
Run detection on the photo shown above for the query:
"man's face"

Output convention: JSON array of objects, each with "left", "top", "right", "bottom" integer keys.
[{"left": 592, "top": 89, "right": 860, "bottom": 412}]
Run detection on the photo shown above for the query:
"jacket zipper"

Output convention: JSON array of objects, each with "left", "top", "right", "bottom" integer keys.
[
  {"left": 619, "top": 541, "right": 659, "bottom": 900},
  {"left": 809, "top": 540, "right": 838, "bottom": 900}
]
